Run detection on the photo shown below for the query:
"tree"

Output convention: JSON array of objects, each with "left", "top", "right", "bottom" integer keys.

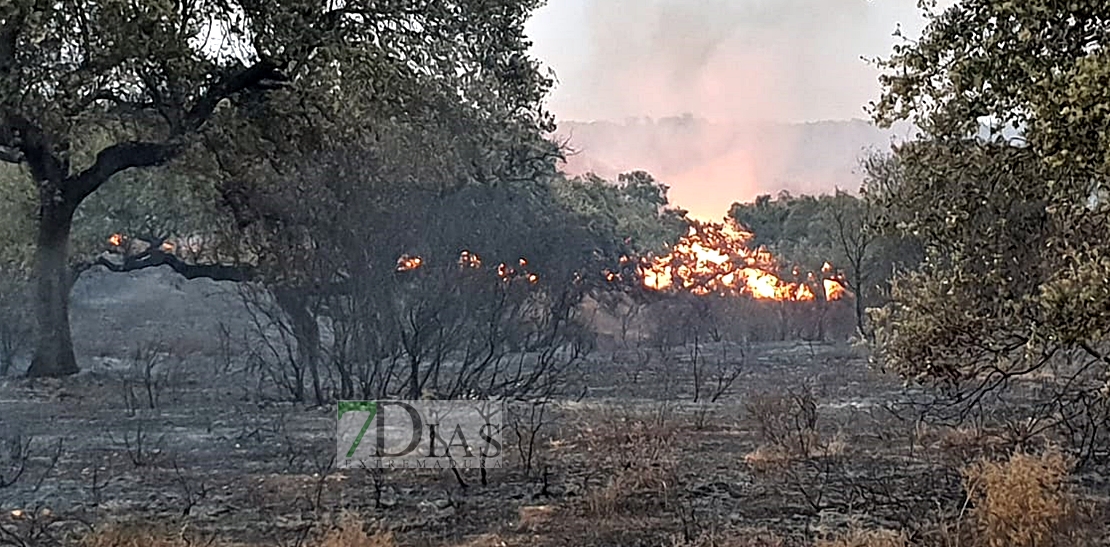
[
  {"left": 728, "top": 183, "right": 922, "bottom": 337},
  {"left": 551, "top": 171, "right": 688, "bottom": 256},
  {"left": 0, "top": 0, "right": 553, "bottom": 376},
  {"left": 870, "top": 0, "right": 1110, "bottom": 461},
  {"left": 729, "top": 191, "right": 836, "bottom": 275},
  {"left": 232, "top": 132, "right": 627, "bottom": 403}
]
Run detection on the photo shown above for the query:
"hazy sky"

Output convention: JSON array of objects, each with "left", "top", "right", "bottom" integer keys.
[{"left": 525, "top": 0, "right": 937, "bottom": 123}]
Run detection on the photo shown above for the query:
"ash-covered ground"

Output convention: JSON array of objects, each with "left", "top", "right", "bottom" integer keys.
[{"left": 0, "top": 267, "right": 1104, "bottom": 546}]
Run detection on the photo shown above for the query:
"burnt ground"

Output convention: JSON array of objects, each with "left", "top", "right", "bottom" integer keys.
[{"left": 0, "top": 266, "right": 1107, "bottom": 546}]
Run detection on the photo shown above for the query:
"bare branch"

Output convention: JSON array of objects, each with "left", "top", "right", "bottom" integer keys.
[
  {"left": 182, "top": 58, "right": 287, "bottom": 133},
  {"left": 62, "top": 59, "right": 289, "bottom": 201},
  {"left": 67, "top": 141, "right": 180, "bottom": 202},
  {"left": 94, "top": 248, "right": 252, "bottom": 283}
]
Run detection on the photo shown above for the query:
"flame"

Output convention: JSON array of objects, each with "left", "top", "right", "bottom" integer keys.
[
  {"left": 823, "top": 279, "right": 847, "bottom": 301},
  {"left": 105, "top": 226, "right": 847, "bottom": 303},
  {"left": 397, "top": 250, "right": 540, "bottom": 284},
  {"left": 458, "top": 250, "right": 482, "bottom": 268},
  {"left": 396, "top": 255, "right": 423, "bottom": 272},
  {"left": 640, "top": 221, "right": 848, "bottom": 302}
]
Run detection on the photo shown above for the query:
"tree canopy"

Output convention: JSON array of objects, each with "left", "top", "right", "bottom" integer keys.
[
  {"left": 869, "top": 0, "right": 1110, "bottom": 415},
  {"left": 0, "top": 0, "right": 556, "bottom": 376}
]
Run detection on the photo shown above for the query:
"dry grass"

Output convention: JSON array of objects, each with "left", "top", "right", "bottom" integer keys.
[
  {"left": 316, "top": 513, "right": 395, "bottom": 547},
  {"left": 672, "top": 529, "right": 787, "bottom": 547},
  {"left": 576, "top": 410, "right": 682, "bottom": 518},
  {"left": 517, "top": 504, "right": 557, "bottom": 532},
  {"left": 743, "top": 444, "right": 793, "bottom": 473},
  {"left": 81, "top": 524, "right": 192, "bottom": 547},
  {"left": 814, "top": 528, "right": 907, "bottom": 547},
  {"left": 962, "top": 449, "right": 1074, "bottom": 547},
  {"left": 937, "top": 426, "right": 1009, "bottom": 462},
  {"left": 583, "top": 471, "right": 640, "bottom": 517},
  {"left": 80, "top": 513, "right": 394, "bottom": 547}
]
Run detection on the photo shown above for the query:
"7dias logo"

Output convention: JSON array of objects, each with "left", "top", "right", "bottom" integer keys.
[{"left": 336, "top": 400, "right": 503, "bottom": 469}]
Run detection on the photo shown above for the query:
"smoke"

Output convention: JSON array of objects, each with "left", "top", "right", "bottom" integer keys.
[
  {"left": 529, "top": 0, "right": 928, "bottom": 219},
  {"left": 546, "top": 0, "right": 923, "bottom": 123}
]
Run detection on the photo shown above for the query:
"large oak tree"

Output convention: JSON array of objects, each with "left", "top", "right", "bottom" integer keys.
[{"left": 0, "top": 0, "right": 552, "bottom": 377}]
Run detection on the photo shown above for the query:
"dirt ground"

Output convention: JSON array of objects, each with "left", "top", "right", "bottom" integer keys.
[{"left": 0, "top": 267, "right": 1107, "bottom": 546}]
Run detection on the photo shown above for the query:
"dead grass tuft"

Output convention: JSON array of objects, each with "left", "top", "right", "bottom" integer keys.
[
  {"left": 673, "top": 529, "right": 787, "bottom": 547},
  {"left": 743, "top": 444, "right": 792, "bottom": 474},
  {"left": 583, "top": 472, "right": 635, "bottom": 517},
  {"left": 962, "top": 449, "right": 1073, "bottom": 547},
  {"left": 316, "top": 513, "right": 395, "bottom": 547},
  {"left": 517, "top": 504, "right": 557, "bottom": 532},
  {"left": 81, "top": 514, "right": 394, "bottom": 547},
  {"left": 814, "top": 528, "right": 908, "bottom": 547},
  {"left": 937, "top": 426, "right": 1009, "bottom": 462},
  {"left": 577, "top": 410, "right": 682, "bottom": 517},
  {"left": 81, "top": 524, "right": 187, "bottom": 547}
]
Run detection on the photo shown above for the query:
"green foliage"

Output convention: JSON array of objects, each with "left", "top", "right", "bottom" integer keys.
[
  {"left": 730, "top": 191, "right": 839, "bottom": 274},
  {"left": 551, "top": 171, "right": 688, "bottom": 256},
  {"left": 2, "top": 0, "right": 560, "bottom": 375},
  {"left": 0, "top": 163, "right": 34, "bottom": 273},
  {"left": 870, "top": 0, "right": 1110, "bottom": 395},
  {"left": 871, "top": 0, "right": 1109, "bottom": 148},
  {"left": 1, "top": 0, "right": 553, "bottom": 148},
  {"left": 0, "top": 0, "right": 557, "bottom": 264}
]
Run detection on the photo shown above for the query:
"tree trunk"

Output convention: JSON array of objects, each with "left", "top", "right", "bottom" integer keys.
[
  {"left": 27, "top": 201, "right": 79, "bottom": 377},
  {"left": 849, "top": 261, "right": 870, "bottom": 340},
  {"left": 408, "top": 356, "right": 420, "bottom": 400}
]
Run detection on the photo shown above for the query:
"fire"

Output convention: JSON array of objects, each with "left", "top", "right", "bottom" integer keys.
[
  {"left": 396, "top": 250, "right": 540, "bottom": 284},
  {"left": 396, "top": 254, "right": 423, "bottom": 272},
  {"left": 106, "top": 225, "right": 848, "bottom": 303},
  {"left": 458, "top": 250, "right": 482, "bottom": 268},
  {"left": 495, "top": 257, "right": 538, "bottom": 283},
  {"left": 823, "top": 279, "right": 847, "bottom": 301},
  {"left": 640, "top": 221, "right": 848, "bottom": 302}
]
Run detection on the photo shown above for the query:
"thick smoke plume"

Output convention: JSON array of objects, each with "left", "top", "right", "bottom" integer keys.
[{"left": 530, "top": 0, "right": 930, "bottom": 219}]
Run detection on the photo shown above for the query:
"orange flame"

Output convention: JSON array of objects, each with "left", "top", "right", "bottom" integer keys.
[
  {"left": 640, "top": 221, "right": 848, "bottom": 301},
  {"left": 458, "top": 250, "right": 482, "bottom": 268},
  {"left": 385, "top": 230, "right": 848, "bottom": 302},
  {"left": 823, "top": 279, "right": 847, "bottom": 301},
  {"left": 108, "top": 233, "right": 124, "bottom": 247},
  {"left": 396, "top": 255, "right": 423, "bottom": 272}
]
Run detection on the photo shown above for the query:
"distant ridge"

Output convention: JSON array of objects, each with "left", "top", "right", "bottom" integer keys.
[{"left": 554, "top": 117, "right": 910, "bottom": 220}]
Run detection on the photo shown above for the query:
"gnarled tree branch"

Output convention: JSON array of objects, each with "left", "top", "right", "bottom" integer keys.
[
  {"left": 65, "top": 58, "right": 290, "bottom": 203},
  {"left": 94, "top": 249, "right": 253, "bottom": 283},
  {"left": 67, "top": 141, "right": 180, "bottom": 202}
]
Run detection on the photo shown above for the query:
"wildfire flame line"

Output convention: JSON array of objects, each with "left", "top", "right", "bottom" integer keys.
[
  {"left": 107, "top": 225, "right": 848, "bottom": 302},
  {"left": 639, "top": 221, "right": 848, "bottom": 302}
]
